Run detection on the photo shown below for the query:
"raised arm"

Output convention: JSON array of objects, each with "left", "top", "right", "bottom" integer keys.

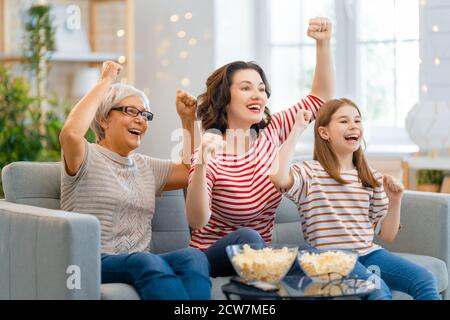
[
  {"left": 163, "top": 90, "right": 199, "bottom": 190},
  {"left": 267, "top": 17, "right": 333, "bottom": 144},
  {"left": 378, "top": 175, "right": 404, "bottom": 243},
  {"left": 308, "top": 17, "right": 334, "bottom": 102},
  {"left": 185, "top": 133, "right": 226, "bottom": 229},
  {"left": 269, "top": 110, "right": 312, "bottom": 192},
  {"left": 59, "top": 61, "right": 122, "bottom": 176}
]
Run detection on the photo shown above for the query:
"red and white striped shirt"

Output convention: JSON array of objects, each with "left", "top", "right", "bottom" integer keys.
[
  {"left": 188, "top": 95, "right": 324, "bottom": 250},
  {"left": 285, "top": 160, "right": 389, "bottom": 256}
]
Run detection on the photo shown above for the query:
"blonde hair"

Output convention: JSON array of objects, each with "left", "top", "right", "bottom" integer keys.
[
  {"left": 313, "top": 98, "right": 380, "bottom": 188},
  {"left": 90, "top": 83, "right": 150, "bottom": 142}
]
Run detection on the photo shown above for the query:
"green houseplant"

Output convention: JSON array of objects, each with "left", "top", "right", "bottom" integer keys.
[
  {"left": 0, "top": 4, "right": 96, "bottom": 198},
  {"left": 23, "top": 4, "right": 56, "bottom": 109},
  {"left": 0, "top": 66, "right": 42, "bottom": 197},
  {"left": 1, "top": 4, "right": 59, "bottom": 198},
  {"left": 416, "top": 170, "right": 444, "bottom": 193}
]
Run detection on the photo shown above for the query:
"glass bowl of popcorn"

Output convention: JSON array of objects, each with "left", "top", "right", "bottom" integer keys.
[
  {"left": 298, "top": 249, "right": 358, "bottom": 283},
  {"left": 226, "top": 243, "right": 298, "bottom": 284}
]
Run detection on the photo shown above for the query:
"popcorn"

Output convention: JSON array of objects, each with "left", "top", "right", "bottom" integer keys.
[
  {"left": 231, "top": 244, "right": 297, "bottom": 283},
  {"left": 303, "top": 281, "right": 349, "bottom": 297},
  {"left": 299, "top": 250, "right": 357, "bottom": 282}
]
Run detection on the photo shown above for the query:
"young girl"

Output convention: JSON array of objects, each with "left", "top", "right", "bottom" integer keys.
[{"left": 269, "top": 98, "right": 440, "bottom": 300}]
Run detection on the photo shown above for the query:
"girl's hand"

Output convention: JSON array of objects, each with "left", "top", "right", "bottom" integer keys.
[
  {"left": 383, "top": 175, "right": 404, "bottom": 202},
  {"left": 294, "top": 109, "right": 312, "bottom": 131},
  {"left": 307, "top": 17, "right": 332, "bottom": 42},
  {"left": 100, "top": 61, "right": 122, "bottom": 84},
  {"left": 176, "top": 90, "right": 197, "bottom": 122}
]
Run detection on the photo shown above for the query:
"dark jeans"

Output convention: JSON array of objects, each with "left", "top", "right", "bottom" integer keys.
[
  {"left": 203, "top": 227, "right": 310, "bottom": 277},
  {"left": 101, "top": 248, "right": 211, "bottom": 300}
]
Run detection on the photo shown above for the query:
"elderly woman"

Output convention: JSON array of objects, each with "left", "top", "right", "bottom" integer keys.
[{"left": 59, "top": 61, "right": 211, "bottom": 300}]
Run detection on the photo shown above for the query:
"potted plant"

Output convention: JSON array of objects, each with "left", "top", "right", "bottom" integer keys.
[{"left": 416, "top": 170, "right": 444, "bottom": 192}]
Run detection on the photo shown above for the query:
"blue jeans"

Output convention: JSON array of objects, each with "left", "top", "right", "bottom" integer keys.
[
  {"left": 101, "top": 248, "right": 211, "bottom": 300},
  {"left": 204, "top": 227, "right": 310, "bottom": 277},
  {"left": 351, "top": 248, "right": 440, "bottom": 300}
]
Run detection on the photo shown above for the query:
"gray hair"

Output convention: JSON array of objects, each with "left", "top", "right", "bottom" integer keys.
[{"left": 91, "top": 83, "right": 151, "bottom": 142}]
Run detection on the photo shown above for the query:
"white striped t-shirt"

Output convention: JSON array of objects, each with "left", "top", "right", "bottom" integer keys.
[
  {"left": 284, "top": 160, "right": 389, "bottom": 256},
  {"left": 188, "top": 95, "right": 324, "bottom": 250}
]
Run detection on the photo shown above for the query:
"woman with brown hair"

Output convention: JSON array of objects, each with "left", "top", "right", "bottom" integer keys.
[
  {"left": 269, "top": 98, "right": 439, "bottom": 299},
  {"left": 186, "top": 17, "right": 334, "bottom": 277}
]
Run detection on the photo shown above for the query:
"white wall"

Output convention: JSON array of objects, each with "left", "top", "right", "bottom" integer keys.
[
  {"left": 214, "top": 0, "right": 257, "bottom": 67},
  {"left": 134, "top": 0, "right": 214, "bottom": 159},
  {"left": 420, "top": 0, "right": 450, "bottom": 102}
]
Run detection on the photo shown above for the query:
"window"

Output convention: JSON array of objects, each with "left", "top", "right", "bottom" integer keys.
[
  {"left": 357, "top": 0, "right": 420, "bottom": 128},
  {"left": 262, "top": 0, "right": 420, "bottom": 146}
]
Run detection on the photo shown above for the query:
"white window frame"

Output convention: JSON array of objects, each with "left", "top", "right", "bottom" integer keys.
[{"left": 255, "top": 0, "right": 419, "bottom": 154}]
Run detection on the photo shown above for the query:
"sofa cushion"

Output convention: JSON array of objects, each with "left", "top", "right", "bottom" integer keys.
[
  {"left": 150, "top": 189, "right": 191, "bottom": 254},
  {"left": 101, "top": 283, "right": 140, "bottom": 300}
]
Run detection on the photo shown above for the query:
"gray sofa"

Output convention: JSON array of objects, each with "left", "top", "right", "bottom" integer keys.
[{"left": 1, "top": 161, "right": 449, "bottom": 300}]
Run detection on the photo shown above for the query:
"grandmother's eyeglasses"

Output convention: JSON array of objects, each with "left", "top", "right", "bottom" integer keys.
[{"left": 111, "top": 106, "right": 154, "bottom": 121}]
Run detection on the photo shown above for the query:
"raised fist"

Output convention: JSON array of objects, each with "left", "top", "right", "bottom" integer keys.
[
  {"left": 101, "top": 60, "right": 122, "bottom": 83},
  {"left": 176, "top": 90, "right": 197, "bottom": 122},
  {"left": 196, "top": 132, "right": 226, "bottom": 165},
  {"left": 307, "top": 17, "right": 332, "bottom": 41},
  {"left": 383, "top": 175, "right": 404, "bottom": 202},
  {"left": 294, "top": 109, "right": 313, "bottom": 130}
]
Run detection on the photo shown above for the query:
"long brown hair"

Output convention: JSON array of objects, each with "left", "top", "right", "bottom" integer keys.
[
  {"left": 197, "top": 61, "right": 272, "bottom": 135},
  {"left": 313, "top": 98, "right": 380, "bottom": 188}
]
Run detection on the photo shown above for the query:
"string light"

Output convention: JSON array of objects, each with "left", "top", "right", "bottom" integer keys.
[
  {"left": 118, "top": 56, "right": 126, "bottom": 64},
  {"left": 179, "top": 51, "right": 189, "bottom": 59},
  {"left": 432, "top": 25, "right": 439, "bottom": 32},
  {"left": 434, "top": 57, "right": 441, "bottom": 65},
  {"left": 188, "top": 38, "right": 197, "bottom": 46},
  {"left": 177, "top": 30, "right": 187, "bottom": 38},
  {"left": 157, "top": 40, "right": 171, "bottom": 55},
  {"left": 117, "top": 29, "right": 125, "bottom": 37},
  {"left": 170, "top": 15, "right": 179, "bottom": 23},
  {"left": 181, "top": 78, "right": 190, "bottom": 87},
  {"left": 184, "top": 12, "right": 193, "bottom": 20}
]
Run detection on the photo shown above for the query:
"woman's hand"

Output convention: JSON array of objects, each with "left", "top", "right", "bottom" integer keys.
[
  {"left": 196, "top": 132, "right": 226, "bottom": 166},
  {"left": 307, "top": 17, "right": 332, "bottom": 42},
  {"left": 294, "top": 109, "right": 312, "bottom": 131},
  {"left": 100, "top": 61, "right": 122, "bottom": 84},
  {"left": 176, "top": 90, "right": 197, "bottom": 123},
  {"left": 383, "top": 175, "right": 404, "bottom": 202}
]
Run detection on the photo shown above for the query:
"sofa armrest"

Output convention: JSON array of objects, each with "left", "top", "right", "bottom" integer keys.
[
  {"left": 377, "top": 191, "right": 450, "bottom": 297},
  {"left": 378, "top": 191, "right": 450, "bottom": 262},
  {"left": 0, "top": 200, "right": 101, "bottom": 299}
]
